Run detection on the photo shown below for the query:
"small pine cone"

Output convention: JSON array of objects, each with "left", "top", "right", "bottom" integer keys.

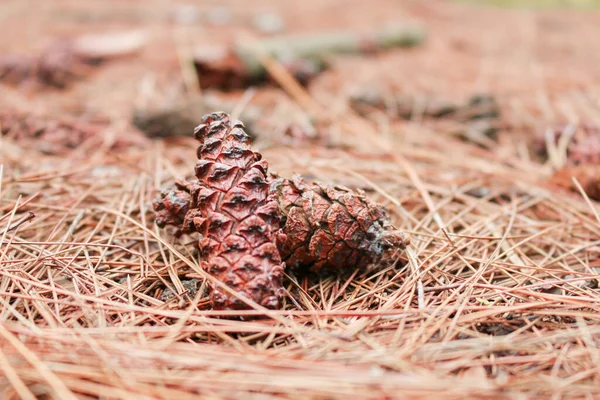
[
  {"left": 182, "top": 112, "right": 286, "bottom": 310},
  {"left": 270, "top": 175, "right": 410, "bottom": 272},
  {"left": 152, "top": 181, "right": 195, "bottom": 237}
]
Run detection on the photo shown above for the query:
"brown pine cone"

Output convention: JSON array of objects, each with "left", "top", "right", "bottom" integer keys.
[
  {"left": 270, "top": 175, "right": 410, "bottom": 272},
  {"left": 173, "top": 112, "right": 286, "bottom": 311},
  {"left": 153, "top": 181, "right": 195, "bottom": 237}
]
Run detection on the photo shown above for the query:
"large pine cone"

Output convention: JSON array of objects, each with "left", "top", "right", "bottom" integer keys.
[{"left": 162, "top": 112, "right": 286, "bottom": 311}]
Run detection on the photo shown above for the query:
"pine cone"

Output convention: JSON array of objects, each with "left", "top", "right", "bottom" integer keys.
[
  {"left": 270, "top": 175, "right": 409, "bottom": 272},
  {"left": 172, "top": 112, "right": 286, "bottom": 311},
  {"left": 153, "top": 181, "right": 195, "bottom": 237}
]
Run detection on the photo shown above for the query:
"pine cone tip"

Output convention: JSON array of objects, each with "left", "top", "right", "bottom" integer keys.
[{"left": 193, "top": 112, "right": 247, "bottom": 143}]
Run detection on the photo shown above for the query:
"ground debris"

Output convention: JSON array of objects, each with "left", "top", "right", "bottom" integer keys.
[
  {"left": 251, "top": 11, "right": 286, "bottom": 35},
  {"left": 73, "top": 30, "right": 147, "bottom": 62},
  {"left": 133, "top": 93, "right": 261, "bottom": 139},
  {"left": 534, "top": 122, "right": 600, "bottom": 166},
  {"left": 194, "top": 22, "right": 425, "bottom": 90},
  {"left": 0, "top": 31, "right": 146, "bottom": 88},
  {"left": 550, "top": 164, "right": 600, "bottom": 201},
  {"left": 0, "top": 110, "right": 139, "bottom": 155},
  {"left": 159, "top": 279, "right": 201, "bottom": 303},
  {"left": 281, "top": 123, "right": 329, "bottom": 146},
  {"left": 0, "top": 41, "right": 89, "bottom": 88},
  {"left": 350, "top": 90, "right": 499, "bottom": 121},
  {"left": 533, "top": 122, "right": 600, "bottom": 200},
  {"left": 193, "top": 45, "right": 326, "bottom": 91},
  {"left": 350, "top": 89, "right": 501, "bottom": 145},
  {"left": 2, "top": 2, "right": 600, "bottom": 398}
]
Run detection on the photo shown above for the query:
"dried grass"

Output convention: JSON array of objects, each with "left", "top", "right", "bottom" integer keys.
[{"left": 1, "top": 1, "right": 600, "bottom": 399}]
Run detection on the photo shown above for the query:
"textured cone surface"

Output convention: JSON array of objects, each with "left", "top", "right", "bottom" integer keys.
[
  {"left": 152, "top": 181, "right": 196, "bottom": 237},
  {"left": 271, "top": 176, "right": 410, "bottom": 272},
  {"left": 179, "top": 112, "right": 285, "bottom": 310}
]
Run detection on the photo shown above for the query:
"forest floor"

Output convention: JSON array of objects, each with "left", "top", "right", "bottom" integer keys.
[{"left": 0, "top": 0, "right": 599, "bottom": 398}]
